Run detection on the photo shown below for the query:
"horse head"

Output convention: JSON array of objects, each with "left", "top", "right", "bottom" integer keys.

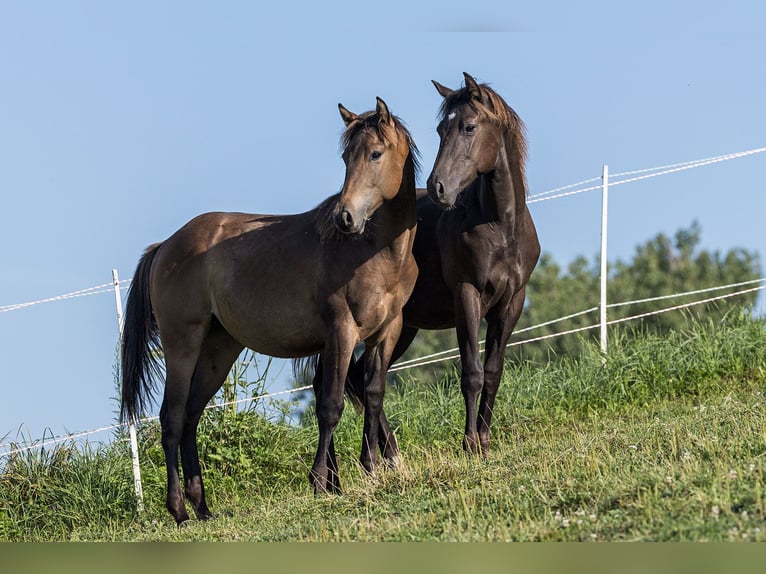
[
  {"left": 334, "top": 97, "right": 413, "bottom": 234},
  {"left": 427, "top": 72, "right": 518, "bottom": 209}
]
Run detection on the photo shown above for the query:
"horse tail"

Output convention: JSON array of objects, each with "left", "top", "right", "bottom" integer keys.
[
  {"left": 120, "top": 243, "right": 164, "bottom": 424},
  {"left": 291, "top": 354, "right": 365, "bottom": 414},
  {"left": 292, "top": 355, "right": 320, "bottom": 392},
  {"left": 343, "top": 357, "right": 365, "bottom": 413}
]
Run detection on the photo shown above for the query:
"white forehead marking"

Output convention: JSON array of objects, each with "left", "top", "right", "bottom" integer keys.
[{"left": 447, "top": 112, "right": 456, "bottom": 122}]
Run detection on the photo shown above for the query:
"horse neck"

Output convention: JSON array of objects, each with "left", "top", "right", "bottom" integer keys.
[{"left": 478, "top": 133, "right": 527, "bottom": 230}]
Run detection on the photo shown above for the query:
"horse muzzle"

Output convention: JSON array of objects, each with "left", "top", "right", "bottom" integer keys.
[
  {"left": 334, "top": 208, "right": 366, "bottom": 235},
  {"left": 426, "top": 178, "right": 458, "bottom": 209}
]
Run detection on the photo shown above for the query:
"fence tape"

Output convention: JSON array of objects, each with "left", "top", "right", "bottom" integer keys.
[
  {"left": 0, "top": 280, "right": 131, "bottom": 314},
  {"left": 528, "top": 146, "right": 766, "bottom": 204},
  {"left": 608, "top": 277, "right": 766, "bottom": 309}
]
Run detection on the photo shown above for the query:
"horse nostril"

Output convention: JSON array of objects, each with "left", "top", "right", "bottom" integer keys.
[
  {"left": 340, "top": 209, "right": 353, "bottom": 231},
  {"left": 436, "top": 181, "right": 445, "bottom": 198}
]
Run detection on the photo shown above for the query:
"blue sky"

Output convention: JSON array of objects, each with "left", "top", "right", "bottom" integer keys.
[{"left": 1, "top": 1, "right": 765, "bottom": 443}]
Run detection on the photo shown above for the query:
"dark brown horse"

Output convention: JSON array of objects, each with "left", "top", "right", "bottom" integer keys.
[
  {"left": 327, "top": 73, "right": 540, "bottom": 465},
  {"left": 120, "top": 97, "right": 419, "bottom": 524}
]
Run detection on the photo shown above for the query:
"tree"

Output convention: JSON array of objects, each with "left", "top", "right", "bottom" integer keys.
[{"left": 395, "top": 222, "right": 761, "bottom": 377}]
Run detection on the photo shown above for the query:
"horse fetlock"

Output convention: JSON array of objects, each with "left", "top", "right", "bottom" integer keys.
[
  {"left": 328, "top": 470, "right": 343, "bottom": 495},
  {"left": 309, "top": 467, "right": 333, "bottom": 496},
  {"left": 184, "top": 476, "right": 204, "bottom": 505},
  {"left": 194, "top": 506, "right": 213, "bottom": 521},
  {"left": 383, "top": 453, "right": 403, "bottom": 470},
  {"left": 381, "top": 438, "right": 401, "bottom": 462},
  {"left": 167, "top": 490, "right": 189, "bottom": 525},
  {"left": 360, "top": 452, "right": 379, "bottom": 475},
  {"left": 462, "top": 433, "right": 482, "bottom": 456},
  {"left": 479, "top": 432, "right": 491, "bottom": 457}
]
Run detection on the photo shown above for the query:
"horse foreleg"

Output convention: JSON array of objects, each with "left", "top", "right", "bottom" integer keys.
[
  {"left": 311, "top": 357, "right": 342, "bottom": 494},
  {"left": 310, "top": 328, "right": 354, "bottom": 495},
  {"left": 479, "top": 289, "right": 525, "bottom": 456},
  {"left": 327, "top": 435, "right": 341, "bottom": 494},
  {"left": 347, "top": 325, "right": 415, "bottom": 466},
  {"left": 455, "top": 283, "right": 484, "bottom": 455}
]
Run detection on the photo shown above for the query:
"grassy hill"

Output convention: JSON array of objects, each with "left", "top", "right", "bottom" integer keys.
[{"left": 2, "top": 311, "right": 766, "bottom": 541}]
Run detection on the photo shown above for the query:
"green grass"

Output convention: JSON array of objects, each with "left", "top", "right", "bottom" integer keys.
[{"left": 2, "top": 311, "right": 766, "bottom": 541}]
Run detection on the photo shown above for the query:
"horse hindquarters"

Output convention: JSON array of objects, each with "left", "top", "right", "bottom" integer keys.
[{"left": 119, "top": 243, "right": 202, "bottom": 524}]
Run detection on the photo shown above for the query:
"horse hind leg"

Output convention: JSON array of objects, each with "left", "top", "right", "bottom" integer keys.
[
  {"left": 379, "top": 325, "right": 418, "bottom": 467},
  {"left": 180, "top": 322, "right": 244, "bottom": 520},
  {"left": 343, "top": 325, "right": 417, "bottom": 468},
  {"left": 359, "top": 316, "right": 405, "bottom": 475},
  {"left": 160, "top": 328, "right": 208, "bottom": 525}
]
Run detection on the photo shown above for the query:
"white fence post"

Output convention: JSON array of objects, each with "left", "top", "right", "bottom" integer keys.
[
  {"left": 112, "top": 269, "right": 144, "bottom": 512},
  {"left": 600, "top": 165, "right": 609, "bottom": 356}
]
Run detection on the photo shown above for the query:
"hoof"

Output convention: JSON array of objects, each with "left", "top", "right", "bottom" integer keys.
[
  {"left": 383, "top": 454, "right": 403, "bottom": 470},
  {"left": 462, "top": 438, "right": 482, "bottom": 456}
]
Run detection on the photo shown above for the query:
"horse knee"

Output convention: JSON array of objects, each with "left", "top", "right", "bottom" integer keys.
[
  {"left": 483, "top": 364, "right": 502, "bottom": 385},
  {"left": 317, "top": 401, "right": 344, "bottom": 430},
  {"left": 364, "top": 385, "right": 385, "bottom": 412},
  {"left": 460, "top": 370, "right": 483, "bottom": 397}
]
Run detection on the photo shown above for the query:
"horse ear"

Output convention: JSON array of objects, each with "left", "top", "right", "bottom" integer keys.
[
  {"left": 375, "top": 97, "right": 392, "bottom": 124},
  {"left": 463, "top": 72, "right": 482, "bottom": 102},
  {"left": 432, "top": 80, "right": 455, "bottom": 99},
  {"left": 338, "top": 103, "right": 357, "bottom": 126}
]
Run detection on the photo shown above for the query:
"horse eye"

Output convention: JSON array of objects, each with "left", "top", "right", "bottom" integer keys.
[
  {"left": 465, "top": 125, "right": 476, "bottom": 135},
  {"left": 370, "top": 151, "right": 383, "bottom": 160}
]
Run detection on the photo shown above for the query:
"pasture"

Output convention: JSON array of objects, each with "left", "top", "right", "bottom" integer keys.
[{"left": 2, "top": 311, "right": 766, "bottom": 541}]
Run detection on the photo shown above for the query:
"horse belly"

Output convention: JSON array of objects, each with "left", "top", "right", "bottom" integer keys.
[
  {"left": 211, "top": 283, "right": 327, "bottom": 359},
  {"left": 222, "top": 306, "right": 326, "bottom": 358}
]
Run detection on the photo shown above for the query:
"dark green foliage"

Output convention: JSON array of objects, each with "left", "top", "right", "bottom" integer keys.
[{"left": 513, "top": 221, "right": 760, "bottom": 364}]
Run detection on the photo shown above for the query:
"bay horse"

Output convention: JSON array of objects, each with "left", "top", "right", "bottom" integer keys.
[
  {"left": 324, "top": 73, "right": 540, "bottom": 466},
  {"left": 120, "top": 97, "right": 419, "bottom": 524}
]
